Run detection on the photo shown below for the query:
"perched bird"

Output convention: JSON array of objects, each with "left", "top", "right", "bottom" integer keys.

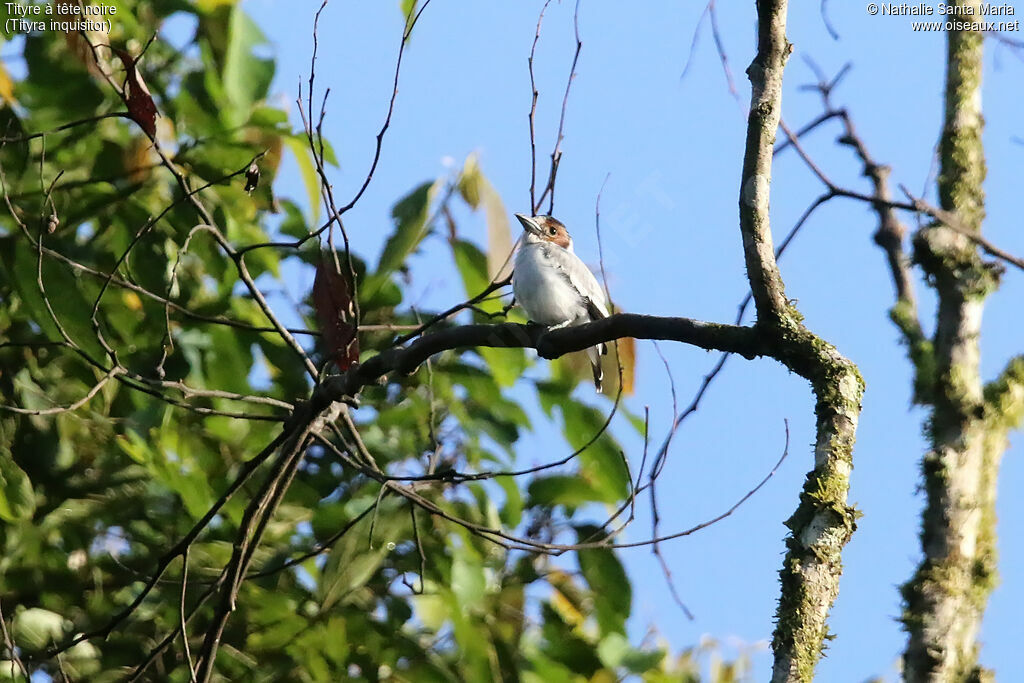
[{"left": 512, "top": 213, "right": 609, "bottom": 389}]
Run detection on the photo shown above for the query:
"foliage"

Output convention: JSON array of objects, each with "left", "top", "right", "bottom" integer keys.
[{"left": 0, "top": 2, "right": 709, "bottom": 680}]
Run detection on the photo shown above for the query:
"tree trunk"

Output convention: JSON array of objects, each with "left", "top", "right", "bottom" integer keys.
[{"left": 899, "top": 2, "right": 1009, "bottom": 680}]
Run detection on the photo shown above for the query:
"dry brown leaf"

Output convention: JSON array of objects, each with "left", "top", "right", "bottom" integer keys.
[{"left": 312, "top": 256, "right": 359, "bottom": 371}]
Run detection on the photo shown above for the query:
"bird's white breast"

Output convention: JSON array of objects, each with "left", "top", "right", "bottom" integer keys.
[{"left": 513, "top": 243, "right": 590, "bottom": 326}]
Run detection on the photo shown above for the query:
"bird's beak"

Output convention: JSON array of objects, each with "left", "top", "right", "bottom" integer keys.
[{"left": 515, "top": 213, "right": 543, "bottom": 237}]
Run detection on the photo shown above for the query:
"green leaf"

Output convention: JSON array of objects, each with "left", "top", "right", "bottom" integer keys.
[
  {"left": 363, "top": 180, "right": 435, "bottom": 300},
  {"left": 248, "top": 106, "right": 289, "bottom": 130},
  {"left": 621, "top": 404, "right": 648, "bottom": 436},
  {"left": 451, "top": 239, "right": 495, "bottom": 311},
  {"left": 276, "top": 199, "right": 309, "bottom": 239},
  {"left": 0, "top": 419, "right": 34, "bottom": 522},
  {"left": 320, "top": 502, "right": 406, "bottom": 610},
  {"left": 597, "top": 632, "right": 664, "bottom": 673},
  {"left": 309, "top": 133, "right": 339, "bottom": 167},
  {"left": 450, "top": 549, "right": 487, "bottom": 612},
  {"left": 538, "top": 602, "right": 603, "bottom": 675},
  {"left": 401, "top": 0, "right": 420, "bottom": 32},
  {"left": 447, "top": 590, "right": 494, "bottom": 680},
  {"left": 478, "top": 346, "right": 528, "bottom": 388},
  {"left": 527, "top": 475, "right": 602, "bottom": 509},
  {"left": 0, "top": 661, "right": 22, "bottom": 680},
  {"left": 560, "top": 399, "right": 629, "bottom": 503},
  {"left": 522, "top": 653, "right": 576, "bottom": 683},
  {"left": 322, "top": 617, "right": 349, "bottom": 665},
  {"left": 378, "top": 180, "right": 434, "bottom": 275},
  {"left": 284, "top": 136, "right": 321, "bottom": 224},
  {"left": 12, "top": 608, "right": 64, "bottom": 651},
  {"left": 63, "top": 641, "right": 101, "bottom": 679},
  {"left": 451, "top": 239, "right": 525, "bottom": 386},
  {"left": 222, "top": 6, "right": 274, "bottom": 115},
  {"left": 321, "top": 539, "right": 390, "bottom": 611},
  {"left": 497, "top": 475, "right": 523, "bottom": 528},
  {"left": 204, "top": 326, "right": 255, "bottom": 395},
  {"left": 577, "top": 525, "right": 631, "bottom": 635},
  {"left": 0, "top": 238, "right": 107, "bottom": 363},
  {"left": 413, "top": 590, "right": 448, "bottom": 631}
]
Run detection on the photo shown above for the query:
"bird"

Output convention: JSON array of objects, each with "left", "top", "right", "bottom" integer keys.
[{"left": 512, "top": 213, "right": 609, "bottom": 390}]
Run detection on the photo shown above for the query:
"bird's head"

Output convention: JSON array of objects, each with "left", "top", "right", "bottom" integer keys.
[{"left": 515, "top": 213, "right": 573, "bottom": 251}]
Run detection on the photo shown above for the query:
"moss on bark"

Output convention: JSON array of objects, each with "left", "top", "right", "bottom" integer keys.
[{"left": 898, "top": 2, "right": 1017, "bottom": 680}]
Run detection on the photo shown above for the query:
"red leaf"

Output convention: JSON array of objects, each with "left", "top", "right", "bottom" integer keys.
[
  {"left": 113, "top": 48, "right": 157, "bottom": 138},
  {"left": 313, "top": 256, "right": 359, "bottom": 371}
]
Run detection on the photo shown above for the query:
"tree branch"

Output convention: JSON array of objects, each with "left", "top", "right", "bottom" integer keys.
[
  {"left": 312, "top": 315, "right": 762, "bottom": 408},
  {"left": 738, "top": 0, "right": 792, "bottom": 329},
  {"left": 736, "top": 3, "right": 863, "bottom": 681}
]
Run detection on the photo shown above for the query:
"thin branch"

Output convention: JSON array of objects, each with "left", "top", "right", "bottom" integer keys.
[
  {"left": 527, "top": 0, "right": 554, "bottom": 212},
  {"left": 0, "top": 367, "right": 119, "bottom": 416},
  {"left": 37, "top": 431, "right": 288, "bottom": 660},
  {"left": 617, "top": 421, "right": 789, "bottom": 549},
  {"left": 179, "top": 549, "right": 197, "bottom": 683},
  {"left": 389, "top": 275, "right": 513, "bottom": 347},
  {"left": 535, "top": 0, "right": 582, "bottom": 215},
  {"left": 0, "top": 599, "right": 28, "bottom": 681},
  {"left": 899, "top": 185, "right": 1024, "bottom": 272},
  {"left": 708, "top": 0, "right": 740, "bottom": 102},
  {"left": 0, "top": 112, "right": 134, "bottom": 143}
]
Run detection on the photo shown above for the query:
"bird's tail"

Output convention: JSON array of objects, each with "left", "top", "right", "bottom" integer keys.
[{"left": 587, "top": 345, "right": 603, "bottom": 391}]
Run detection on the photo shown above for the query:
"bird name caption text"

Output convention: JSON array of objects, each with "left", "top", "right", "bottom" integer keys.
[{"left": 5, "top": 2, "right": 115, "bottom": 35}]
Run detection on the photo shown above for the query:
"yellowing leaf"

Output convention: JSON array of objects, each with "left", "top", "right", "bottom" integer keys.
[
  {"left": 547, "top": 569, "right": 587, "bottom": 628},
  {"left": 0, "top": 63, "right": 16, "bottom": 106},
  {"left": 412, "top": 592, "right": 447, "bottom": 631},
  {"left": 122, "top": 136, "right": 155, "bottom": 185},
  {"left": 457, "top": 153, "right": 482, "bottom": 208},
  {"left": 601, "top": 335, "right": 636, "bottom": 398},
  {"left": 197, "top": 0, "right": 239, "bottom": 12},
  {"left": 549, "top": 588, "right": 585, "bottom": 629},
  {"left": 482, "top": 183, "right": 513, "bottom": 281},
  {"left": 457, "top": 153, "right": 514, "bottom": 281},
  {"left": 122, "top": 291, "right": 143, "bottom": 311}
]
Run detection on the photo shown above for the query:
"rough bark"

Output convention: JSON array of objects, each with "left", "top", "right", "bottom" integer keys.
[
  {"left": 899, "top": 2, "right": 1013, "bottom": 680},
  {"left": 737, "top": 2, "right": 863, "bottom": 681}
]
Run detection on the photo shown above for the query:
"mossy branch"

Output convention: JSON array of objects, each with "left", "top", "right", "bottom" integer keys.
[
  {"left": 734, "top": 3, "right": 864, "bottom": 682},
  {"left": 984, "top": 355, "right": 1024, "bottom": 433},
  {"left": 899, "top": 2, "right": 1007, "bottom": 680}
]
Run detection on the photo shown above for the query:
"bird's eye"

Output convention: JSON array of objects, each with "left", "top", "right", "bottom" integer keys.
[{"left": 548, "top": 227, "right": 557, "bottom": 236}]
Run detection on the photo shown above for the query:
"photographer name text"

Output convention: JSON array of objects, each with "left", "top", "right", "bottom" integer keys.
[{"left": 878, "top": 2, "right": 1013, "bottom": 15}]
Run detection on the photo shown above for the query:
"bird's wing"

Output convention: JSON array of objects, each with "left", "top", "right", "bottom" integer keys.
[
  {"left": 550, "top": 249, "right": 609, "bottom": 319},
  {"left": 565, "top": 253, "right": 609, "bottom": 318},
  {"left": 550, "top": 248, "right": 611, "bottom": 361}
]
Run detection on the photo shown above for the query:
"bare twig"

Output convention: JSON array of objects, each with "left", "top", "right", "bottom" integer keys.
[
  {"left": 535, "top": 0, "right": 582, "bottom": 215},
  {"left": 0, "top": 367, "right": 119, "bottom": 416},
  {"left": 527, "top": 0, "right": 554, "bottom": 212},
  {"left": 0, "top": 599, "right": 28, "bottom": 681},
  {"left": 38, "top": 431, "right": 288, "bottom": 660},
  {"left": 179, "top": 549, "right": 197, "bottom": 683}
]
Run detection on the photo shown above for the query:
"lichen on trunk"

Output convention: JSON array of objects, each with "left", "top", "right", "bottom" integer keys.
[
  {"left": 899, "top": 1, "right": 1014, "bottom": 680},
  {"left": 736, "top": 3, "right": 864, "bottom": 682}
]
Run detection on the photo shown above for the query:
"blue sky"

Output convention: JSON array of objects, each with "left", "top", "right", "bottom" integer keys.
[{"left": 244, "top": 1, "right": 1024, "bottom": 679}]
